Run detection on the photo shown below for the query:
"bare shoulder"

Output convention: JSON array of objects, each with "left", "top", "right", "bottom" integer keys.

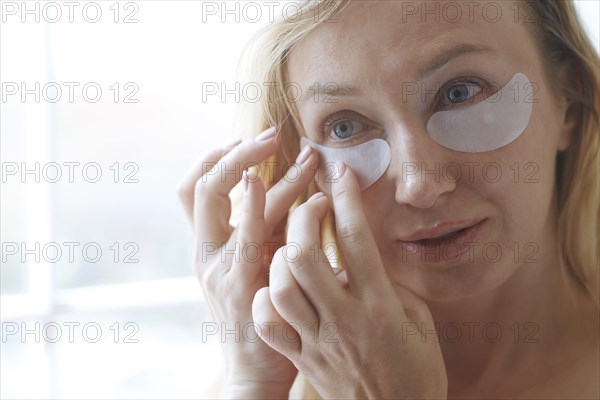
[
  {"left": 550, "top": 305, "right": 599, "bottom": 398},
  {"left": 521, "top": 302, "right": 599, "bottom": 399},
  {"left": 519, "top": 345, "right": 599, "bottom": 399},
  {"left": 562, "top": 303, "right": 600, "bottom": 398},
  {"left": 563, "top": 351, "right": 599, "bottom": 399}
]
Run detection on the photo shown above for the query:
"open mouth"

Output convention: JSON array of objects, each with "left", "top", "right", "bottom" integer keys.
[
  {"left": 399, "top": 219, "right": 486, "bottom": 262},
  {"left": 416, "top": 227, "right": 471, "bottom": 245}
]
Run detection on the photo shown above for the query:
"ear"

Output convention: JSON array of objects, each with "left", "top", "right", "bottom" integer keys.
[{"left": 555, "top": 59, "right": 582, "bottom": 152}]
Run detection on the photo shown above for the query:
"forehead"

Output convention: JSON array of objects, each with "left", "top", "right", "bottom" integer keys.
[{"left": 287, "top": 0, "right": 535, "bottom": 84}]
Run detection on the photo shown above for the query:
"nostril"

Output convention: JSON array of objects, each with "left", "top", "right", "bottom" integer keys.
[{"left": 390, "top": 161, "right": 458, "bottom": 210}]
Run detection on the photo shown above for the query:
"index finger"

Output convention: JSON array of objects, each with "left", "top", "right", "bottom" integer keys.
[
  {"left": 194, "top": 128, "right": 280, "bottom": 243},
  {"left": 177, "top": 140, "right": 241, "bottom": 228},
  {"left": 330, "top": 161, "right": 393, "bottom": 298}
]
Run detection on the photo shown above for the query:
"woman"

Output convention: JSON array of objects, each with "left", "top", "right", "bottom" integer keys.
[{"left": 178, "top": 0, "right": 599, "bottom": 398}]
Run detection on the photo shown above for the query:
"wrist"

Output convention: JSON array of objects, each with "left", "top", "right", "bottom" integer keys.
[
  {"left": 221, "top": 380, "right": 290, "bottom": 399},
  {"left": 222, "top": 376, "right": 290, "bottom": 399}
]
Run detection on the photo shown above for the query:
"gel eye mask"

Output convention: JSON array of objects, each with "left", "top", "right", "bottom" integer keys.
[
  {"left": 301, "top": 72, "right": 533, "bottom": 193},
  {"left": 299, "top": 136, "right": 392, "bottom": 194},
  {"left": 426, "top": 72, "right": 533, "bottom": 152}
]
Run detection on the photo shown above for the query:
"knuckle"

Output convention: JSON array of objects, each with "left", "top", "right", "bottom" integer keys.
[
  {"left": 198, "top": 264, "right": 222, "bottom": 294},
  {"left": 254, "top": 286, "right": 269, "bottom": 303},
  {"left": 295, "top": 244, "right": 314, "bottom": 265},
  {"left": 235, "top": 139, "right": 255, "bottom": 157},
  {"left": 269, "top": 281, "right": 294, "bottom": 307},
  {"left": 223, "top": 141, "right": 249, "bottom": 164},
  {"left": 290, "top": 202, "right": 312, "bottom": 223},
  {"left": 194, "top": 176, "right": 212, "bottom": 199},
  {"left": 241, "top": 203, "right": 263, "bottom": 224},
  {"left": 264, "top": 181, "right": 285, "bottom": 204},
  {"left": 176, "top": 179, "right": 189, "bottom": 199},
  {"left": 283, "top": 243, "right": 312, "bottom": 270},
  {"left": 395, "top": 290, "right": 432, "bottom": 321},
  {"left": 297, "top": 349, "right": 328, "bottom": 371},
  {"left": 332, "top": 186, "right": 350, "bottom": 204},
  {"left": 288, "top": 254, "right": 312, "bottom": 276},
  {"left": 194, "top": 240, "right": 220, "bottom": 264},
  {"left": 271, "top": 246, "right": 286, "bottom": 264},
  {"left": 364, "top": 301, "right": 390, "bottom": 322},
  {"left": 337, "top": 221, "right": 363, "bottom": 246}
]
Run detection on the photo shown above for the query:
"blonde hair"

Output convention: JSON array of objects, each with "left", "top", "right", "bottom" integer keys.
[
  {"left": 231, "top": 0, "right": 599, "bottom": 397},
  {"left": 522, "top": 1, "right": 600, "bottom": 307}
]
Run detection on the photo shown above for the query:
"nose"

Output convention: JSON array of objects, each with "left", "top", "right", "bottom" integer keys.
[{"left": 385, "top": 122, "right": 458, "bottom": 209}]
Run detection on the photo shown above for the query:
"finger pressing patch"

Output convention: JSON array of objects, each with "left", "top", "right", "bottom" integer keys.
[{"left": 300, "top": 137, "right": 391, "bottom": 195}]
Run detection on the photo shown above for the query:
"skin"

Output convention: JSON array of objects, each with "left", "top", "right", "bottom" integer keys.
[{"left": 178, "top": 0, "right": 599, "bottom": 398}]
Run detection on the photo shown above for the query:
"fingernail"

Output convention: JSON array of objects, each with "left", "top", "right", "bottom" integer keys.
[
  {"left": 308, "top": 192, "right": 325, "bottom": 202},
  {"left": 255, "top": 127, "right": 277, "bottom": 142},
  {"left": 243, "top": 170, "right": 249, "bottom": 192},
  {"left": 334, "top": 161, "right": 346, "bottom": 181},
  {"left": 295, "top": 145, "right": 312, "bottom": 165},
  {"left": 243, "top": 168, "right": 258, "bottom": 192}
]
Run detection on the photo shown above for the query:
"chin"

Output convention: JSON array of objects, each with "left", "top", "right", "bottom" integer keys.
[{"left": 384, "top": 252, "right": 521, "bottom": 303}]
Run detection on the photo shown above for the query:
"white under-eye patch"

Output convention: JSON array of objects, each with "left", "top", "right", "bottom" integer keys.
[
  {"left": 300, "top": 137, "right": 392, "bottom": 194},
  {"left": 299, "top": 73, "right": 532, "bottom": 194},
  {"left": 426, "top": 72, "right": 533, "bottom": 152}
]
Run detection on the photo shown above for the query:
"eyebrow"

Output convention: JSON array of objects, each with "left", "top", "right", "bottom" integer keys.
[
  {"left": 418, "top": 43, "right": 496, "bottom": 79},
  {"left": 300, "top": 84, "right": 360, "bottom": 105},
  {"left": 301, "top": 43, "right": 496, "bottom": 104}
]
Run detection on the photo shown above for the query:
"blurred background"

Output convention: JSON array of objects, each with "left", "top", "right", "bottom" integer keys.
[{"left": 1, "top": 1, "right": 598, "bottom": 398}]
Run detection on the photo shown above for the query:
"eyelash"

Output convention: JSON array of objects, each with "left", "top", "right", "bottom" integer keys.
[
  {"left": 318, "top": 76, "right": 488, "bottom": 142},
  {"left": 319, "top": 113, "right": 376, "bottom": 144},
  {"left": 435, "top": 76, "right": 486, "bottom": 109}
]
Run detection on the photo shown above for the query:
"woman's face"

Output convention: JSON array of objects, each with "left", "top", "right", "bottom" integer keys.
[{"left": 287, "top": 0, "right": 572, "bottom": 301}]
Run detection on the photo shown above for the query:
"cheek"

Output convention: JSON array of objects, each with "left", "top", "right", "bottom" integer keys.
[
  {"left": 358, "top": 190, "right": 392, "bottom": 245},
  {"left": 472, "top": 116, "right": 559, "bottom": 248},
  {"left": 361, "top": 192, "right": 386, "bottom": 223}
]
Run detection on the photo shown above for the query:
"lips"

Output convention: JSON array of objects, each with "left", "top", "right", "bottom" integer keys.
[
  {"left": 397, "top": 218, "right": 485, "bottom": 242},
  {"left": 397, "top": 218, "right": 487, "bottom": 263},
  {"left": 418, "top": 227, "right": 469, "bottom": 243}
]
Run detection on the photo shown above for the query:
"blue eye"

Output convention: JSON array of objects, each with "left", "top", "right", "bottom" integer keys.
[
  {"left": 444, "top": 82, "right": 482, "bottom": 104},
  {"left": 319, "top": 111, "right": 379, "bottom": 143},
  {"left": 333, "top": 120, "right": 356, "bottom": 139},
  {"left": 321, "top": 111, "right": 370, "bottom": 141}
]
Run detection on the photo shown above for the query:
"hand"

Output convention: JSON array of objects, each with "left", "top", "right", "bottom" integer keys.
[
  {"left": 252, "top": 162, "right": 448, "bottom": 399},
  {"left": 177, "top": 128, "right": 320, "bottom": 398}
]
